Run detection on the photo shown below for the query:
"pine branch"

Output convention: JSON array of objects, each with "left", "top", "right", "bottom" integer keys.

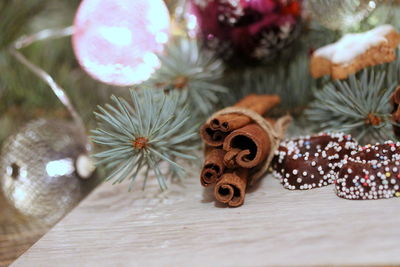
[
  {"left": 215, "top": 20, "right": 341, "bottom": 116},
  {"left": 0, "top": 0, "right": 115, "bottom": 145},
  {"left": 359, "top": 2, "right": 400, "bottom": 32},
  {"left": 0, "top": 0, "right": 45, "bottom": 49},
  {"left": 307, "top": 1, "right": 400, "bottom": 34},
  {"left": 300, "top": 21, "right": 339, "bottom": 49},
  {"left": 220, "top": 51, "right": 315, "bottom": 115},
  {"left": 91, "top": 88, "right": 199, "bottom": 191},
  {"left": 144, "top": 37, "right": 228, "bottom": 118},
  {"left": 305, "top": 61, "right": 400, "bottom": 143}
]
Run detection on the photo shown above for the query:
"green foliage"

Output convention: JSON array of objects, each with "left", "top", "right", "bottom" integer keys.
[
  {"left": 307, "top": 0, "right": 400, "bottom": 33},
  {"left": 244, "top": 52, "right": 315, "bottom": 113},
  {"left": 0, "top": 0, "right": 115, "bottom": 145},
  {"left": 0, "top": 0, "right": 45, "bottom": 49},
  {"left": 304, "top": 4, "right": 400, "bottom": 143},
  {"left": 220, "top": 51, "right": 315, "bottom": 116},
  {"left": 306, "top": 67, "right": 398, "bottom": 143},
  {"left": 300, "top": 21, "right": 339, "bottom": 49},
  {"left": 351, "top": 1, "right": 400, "bottom": 32},
  {"left": 91, "top": 88, "right": 198, "bottom": 191},
  {"left": 145, "top": 38, "right": 227, "bottom": 118},
  {"left": 216, "top": 21, "right": 339, "bottom": 116}
]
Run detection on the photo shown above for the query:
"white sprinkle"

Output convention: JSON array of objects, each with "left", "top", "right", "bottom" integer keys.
[{"left": 311, "top": 161, "right": 316, "bottom": 167}]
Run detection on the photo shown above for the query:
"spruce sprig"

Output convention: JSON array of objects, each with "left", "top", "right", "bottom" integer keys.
[
  {"left": 145, "top": 38, "right": 227, "bottom": 117},
  {"left": 0, "top": 0, "right": 45, "bottom": 49},
  {"left": 306, "top": 69, "right": 397, "bottom": 143},
  {"left": 220, "top": 52, "right": 315, "bottom": 115},
  {"left": 91, "top": 88, "right": 198, "bottom": 191}
]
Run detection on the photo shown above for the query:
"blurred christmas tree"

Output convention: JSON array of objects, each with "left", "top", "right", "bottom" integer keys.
[
  {"left": 2, "top": 0, "right": 400, "bottom": 191},
  {"left": 3, "top": 0, "right": 400, "bottom": 263},
  {"left": 0, "top": 0, "right": 116, "bottom": 145}
]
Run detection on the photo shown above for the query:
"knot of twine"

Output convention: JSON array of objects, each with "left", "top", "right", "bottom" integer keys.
[{"left": 207, "top": 107, "right": 292, "bottom": 185}]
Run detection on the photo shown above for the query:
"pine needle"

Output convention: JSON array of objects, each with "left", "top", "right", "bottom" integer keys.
[
  {"left": 91, "top": 88, "right": 199, "bottom": 191},
  {"left": 144, "top": 37, "right": 227, "bottom": 118},
  {"left": 306, "top": 60, "right": 400, "bottom": 143}
]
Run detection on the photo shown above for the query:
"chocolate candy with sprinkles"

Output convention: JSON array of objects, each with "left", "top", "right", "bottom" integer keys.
[
  {"left": 336, "top": 141, "right": 400, "bottom": 200},
  {"left": 273, "top": 132, "right": 359, "bottom": 190}
]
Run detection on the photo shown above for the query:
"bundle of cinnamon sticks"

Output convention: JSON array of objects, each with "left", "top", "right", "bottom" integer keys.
[{"left": 200, "top": 94, "right": 284, "bottom": 207}]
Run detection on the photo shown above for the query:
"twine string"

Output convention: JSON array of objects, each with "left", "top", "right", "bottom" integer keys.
[{"left": 207, "top": 107, "right": 292, "bottom": 184}]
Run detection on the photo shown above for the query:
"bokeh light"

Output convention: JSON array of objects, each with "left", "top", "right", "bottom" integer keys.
[{"left": 72, "top": 0, "right": 170, "bottom": 86}]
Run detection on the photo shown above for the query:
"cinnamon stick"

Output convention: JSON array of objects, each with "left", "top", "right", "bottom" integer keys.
[
  {"left": 223, "top": 123, "right": 270, "bottom": 169},
  {"left": 214, "top": 169, "right": 249, "bottom": 207},
  {"left": 223, "top": 148, "right": 241, "bottom": 169},
  {"left": 200, "top": 124, "right": 228, "bottom": 147},
  {"left": 210, "top": 94, "right": 280, "bottom": 132},
  {"left": 210, "top": 114, "right": 251, "bottom": 132},
  {"left": 200, "top": 148, "right": 226, "bottom": 187}
]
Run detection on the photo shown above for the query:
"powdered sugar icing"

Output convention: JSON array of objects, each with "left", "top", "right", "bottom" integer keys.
[{"left": 315, "top": 25, "right": 396, "bottom": 64}]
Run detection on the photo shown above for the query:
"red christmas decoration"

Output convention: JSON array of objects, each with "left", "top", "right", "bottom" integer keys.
[{"left": 190, "top": 0, "right": 303, "bottom": 63}]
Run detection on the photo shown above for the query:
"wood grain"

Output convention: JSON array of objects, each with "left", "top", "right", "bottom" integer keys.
[
  {"left": 0, "top": 191, "right": 47, "bottom": 267},
  {"left": 12, "top": 170, "right": 400, "bottom": 266}
]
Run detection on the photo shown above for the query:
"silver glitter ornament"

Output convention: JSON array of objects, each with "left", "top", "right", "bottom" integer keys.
[
  {"left": 0, "top": 119, "right": 95, "bottom": 226},
  {"left": 307, "top": 0, "right": 381, "bottom": 31}
]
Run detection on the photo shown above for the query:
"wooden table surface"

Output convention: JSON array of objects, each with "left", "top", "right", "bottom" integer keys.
[
  {"left": 0, "top": 193, "right": 46, "bottom": 267},
  {"left": 12, "top": 170, "right": 400, "bottom": 266}
]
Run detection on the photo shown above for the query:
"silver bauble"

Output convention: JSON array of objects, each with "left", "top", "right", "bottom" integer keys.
[
  {"left": 0, "top": 119, "right": 95, "bottom": 226},
  {"left": 307, "top": 0, "right": 381, "bottom": 31}
]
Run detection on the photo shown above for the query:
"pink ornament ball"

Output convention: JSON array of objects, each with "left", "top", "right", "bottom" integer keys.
[{"left": 73, "top": 0, "right": 170, "bottom": 86}]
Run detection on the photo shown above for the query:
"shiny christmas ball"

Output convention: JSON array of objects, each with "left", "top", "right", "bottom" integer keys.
[
  {"left": 0, "top": 119, "right": 95, "bottom": 226},
  {"left": 190, "top": 0, "right": 303, "bottom": 63},
  {"left": 307, "top": 0, "right": 381, "bottom": 31},
  {"left": 72, "top": 0, "right": 170, "bottom": 86}
]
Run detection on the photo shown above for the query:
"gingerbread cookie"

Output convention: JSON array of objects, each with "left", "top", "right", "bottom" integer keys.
[
  {"left": 273, "top": 132, "right": 358, "bottom": 190},
  {"left": 310, "top": 25, "right": 400, "bottom": 80},
  {"left": 336, "top": 142, "right": 400, "bottom": 200}
]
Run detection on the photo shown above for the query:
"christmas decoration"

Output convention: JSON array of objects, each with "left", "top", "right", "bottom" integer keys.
[
  {"left": 190, "top": 0, "right": 303, "bottom": 63},
  {"left": 336, "top": 141, "right": 400, "bottom": 200},
  {"left": 199, "top": 94, "right": 292, "bottom": 206},
  {"left": 165, "top": 0, "right": 192, "bottom": 36},
  {"left": 168, "top": 0, "right": 200, "bottom": 38},
  {"left": 91, "top": 88, "right": 198, "bottom": 191},
  {"left": 144, "top": 38, "right": 227, "bottom": 117},
  {"left": 307, "top": 0, "right": 380, "bottom": 31},
  {"left": 273, "top": 132, "right": 359, "bottom": 190},
  {"left": 0, "top": 1, "right": 116, "bottom": 149},
  {"left": 3, "top": 0, "right": 400, "bottom": 227},
  {"left": 0, "top": 3, "right": 111, "bottom": 262},
  {"left": 310, "top": 24, "right": 400, "bottom": 80},
  {"left": 0, "top": 119, "right": 94, "bottom": 226},
  {"left": 306, "top": 65, "right": 399, "bottom": 143},
  {"left": 72, "top": 0, "right": 170, "bottom": 86}
]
